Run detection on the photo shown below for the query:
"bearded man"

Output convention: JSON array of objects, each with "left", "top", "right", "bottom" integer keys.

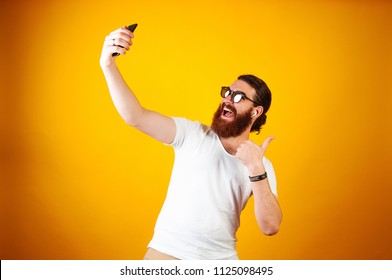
[{"left": 100, "top": 26, "right": 282, "bottom": 260}]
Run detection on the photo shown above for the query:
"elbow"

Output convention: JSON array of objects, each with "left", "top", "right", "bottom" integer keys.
[
  {"left": 122, "top": 108, "right": 145, "bottom": 127},
  {"left": 259, "top": 218, "right": 281, "bottom": 236},
  {"left": 122, "top": 111, "right": 142, "bottom": 127},
  {"left": 123, "top": 116, "right": 139, "bottom": 127},
  {"left": 262, "top": 225, "right": 279, "bottom": 236}
]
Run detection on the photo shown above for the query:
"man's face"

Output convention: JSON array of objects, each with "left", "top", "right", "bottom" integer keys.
[{"left": 211, "top": 80, "right": 256, "bottom": 138}]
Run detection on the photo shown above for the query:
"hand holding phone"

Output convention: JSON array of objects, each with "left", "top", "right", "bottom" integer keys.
[{"left": 112, "top": 24, "right": 138, "bottom": 57}]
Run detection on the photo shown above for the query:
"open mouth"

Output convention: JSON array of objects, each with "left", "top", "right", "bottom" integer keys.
[{"left": 222, "top": 105, "right": 235, "bottom": 119}]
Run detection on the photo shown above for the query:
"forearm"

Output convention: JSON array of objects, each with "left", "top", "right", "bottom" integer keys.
[
  {"left": 252, "top": 181, "right": 282, "bottom": 235},
  {"left": 236, "top": 139, "right": 281, "bottom": 235},
  {"left": 249, "top": 166, "right": 282, "bottom": 235},
  {"left": 101, "top": 64, "right": 144, "bottom": 126}
]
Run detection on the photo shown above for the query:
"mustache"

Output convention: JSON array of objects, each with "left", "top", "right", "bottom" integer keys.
[{"left": 220, "top": 103, "right": 237, "bottom": 115}]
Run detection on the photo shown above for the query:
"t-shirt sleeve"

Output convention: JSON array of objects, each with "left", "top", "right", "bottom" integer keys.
[
  {"left": 262, "top": 157, "right": 278, "bottom": 196},
  {"left": 168, "top": 117, "right": 199, "bottom": 150}
]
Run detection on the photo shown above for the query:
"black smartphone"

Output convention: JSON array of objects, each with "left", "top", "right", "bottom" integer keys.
[{"left": 112, "top": 24, "right": 138, "bottom": 57}]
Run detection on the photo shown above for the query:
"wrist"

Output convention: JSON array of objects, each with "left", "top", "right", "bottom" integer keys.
[
  {"left": 247, "top": 163, "right": 265, "bottom": 177},
  {"left": 100, "top": 60, "right": 117, "bottom": 72},
  {"left": 249, "top": 171, "right": 268, "bottom": 182}
]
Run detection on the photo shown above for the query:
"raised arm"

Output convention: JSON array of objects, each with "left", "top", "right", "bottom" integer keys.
[
  {"left": 100, "top": 26, "right": 176, "bottom": 144},
  {"left": 236, "top": 138, "right": 282, "bottom": 235}
]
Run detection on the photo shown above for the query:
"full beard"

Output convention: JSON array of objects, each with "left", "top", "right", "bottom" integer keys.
[{"left": 211, "top": 103, "right": 253, "bottom": 138}]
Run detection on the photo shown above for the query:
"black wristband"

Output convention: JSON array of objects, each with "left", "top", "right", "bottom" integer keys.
[{"left": 249, "top": 172, "right": 268, "bottom": 182}]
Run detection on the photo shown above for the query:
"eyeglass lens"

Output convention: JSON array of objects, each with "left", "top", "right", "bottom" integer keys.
[{"left": 222, "top": 88, "right": 243, "bottom": 103}]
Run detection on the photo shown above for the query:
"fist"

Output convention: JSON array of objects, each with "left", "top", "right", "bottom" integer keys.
[
  {"left": 235, "top": 137, "right": 274, "bottom": 174},
  {"left": 100, "top": 26, "right": 135, "bottom": 68}
]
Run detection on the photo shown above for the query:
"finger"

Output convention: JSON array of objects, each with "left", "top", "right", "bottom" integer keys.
[
  {"left": 113, "top": 46, "right": 127, "bottom": 55},
  {"left": 260, "top": 136, "right": 275, "bottom": 151},
  {"left": 105, "top": 36, "right": 132, "bottom": 53},
  {"left": 104, "top": 45, "right": 127, "bottom": 56},
  {"left": 109, "top": 27, "right": 135, "bottom": 38},
  {"left": 105, "top": 37, "right": 132, "bottom": 53},
  {"left": 106, "top": 34, "right": 133, "bottom": 46},
  {"left": 121, "top": 26, "right": 135, "bottom": 37},
  {"left": 116, "top": 30, "right": 134, "bottom": 41},
  {"left": 113, "top": 38, "right": 132, "bottom": 50}
]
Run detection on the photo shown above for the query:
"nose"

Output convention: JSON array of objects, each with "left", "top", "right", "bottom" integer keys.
[{"left": 222, "top": 93, "right": 234, "bottom": 104}]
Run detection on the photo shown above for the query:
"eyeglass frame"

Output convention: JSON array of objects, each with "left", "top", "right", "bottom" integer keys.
[{"left": 220, "top": 86, "right": 261, "bottom": 106}]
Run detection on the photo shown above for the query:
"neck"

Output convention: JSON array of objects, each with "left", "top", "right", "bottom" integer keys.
[{"left": 219, "top": 132, "right": 250, "bottom": 155}]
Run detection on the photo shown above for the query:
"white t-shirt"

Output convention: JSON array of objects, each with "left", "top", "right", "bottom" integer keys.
[{"left": 148, "top": 117, "right": 277, "bottom": 259}]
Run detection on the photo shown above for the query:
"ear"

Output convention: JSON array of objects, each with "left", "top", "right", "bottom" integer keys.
[{"left": 252, "top": 106, "right": 264, "bottom": 118}]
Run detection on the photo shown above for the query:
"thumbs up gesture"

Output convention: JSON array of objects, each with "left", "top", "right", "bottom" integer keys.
[{"left": 235, "top": 136, "right": 274, "bottom": 175}]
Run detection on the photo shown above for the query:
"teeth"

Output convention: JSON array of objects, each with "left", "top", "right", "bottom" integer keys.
[{"left": 224, "top": 106, "right": 233, "bottom": 113}]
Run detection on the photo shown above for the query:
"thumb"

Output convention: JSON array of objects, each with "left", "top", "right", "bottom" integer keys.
[{"left": 260, "top": 136, "right": 275, "bottom": 152}]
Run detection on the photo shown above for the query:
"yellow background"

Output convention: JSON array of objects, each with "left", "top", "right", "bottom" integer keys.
[{"left": 1, "top": 0, "right": 392, "bottom": 259}]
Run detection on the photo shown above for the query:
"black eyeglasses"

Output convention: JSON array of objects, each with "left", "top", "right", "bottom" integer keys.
[{"left": 220, "top": 86, "right": 260, "bottom": 105}]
